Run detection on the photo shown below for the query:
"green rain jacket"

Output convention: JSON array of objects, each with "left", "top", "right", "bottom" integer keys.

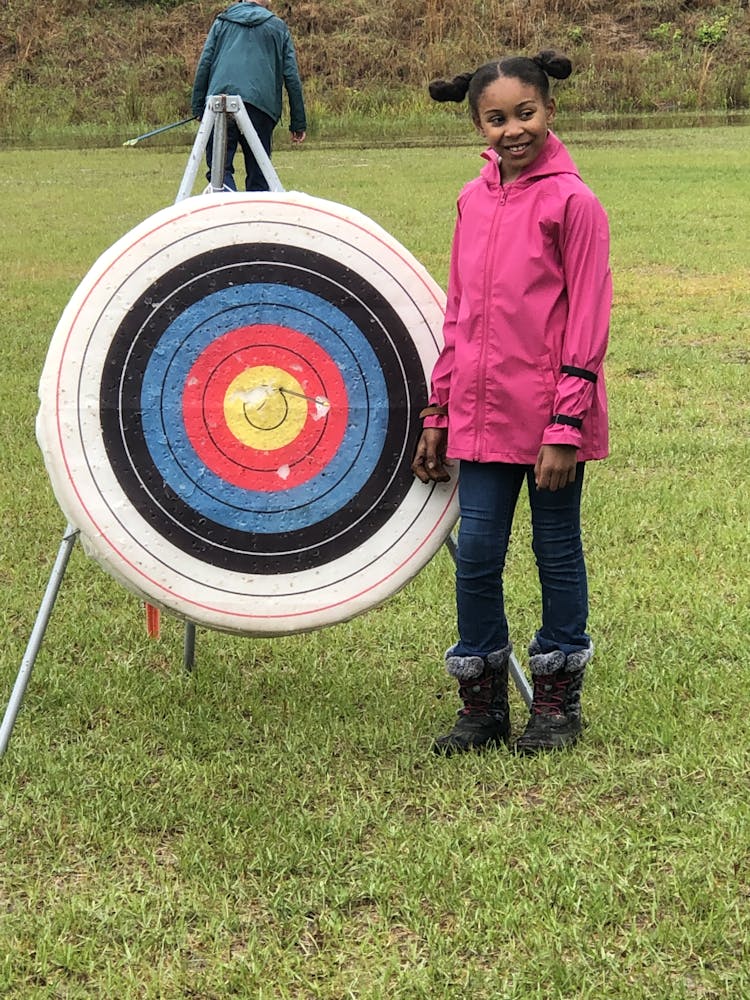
[{"left": 191, "top": 2, "right": 307, "bottom": 132}]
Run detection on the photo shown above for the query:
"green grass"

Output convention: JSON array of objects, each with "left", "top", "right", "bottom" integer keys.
[{"left": 1, "top": 127, "right": 749, "bottom": 998}]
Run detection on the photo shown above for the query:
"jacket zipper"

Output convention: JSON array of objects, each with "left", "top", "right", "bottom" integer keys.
[{"left": 475, "top": 181, "right": 508, "bottom": 459}]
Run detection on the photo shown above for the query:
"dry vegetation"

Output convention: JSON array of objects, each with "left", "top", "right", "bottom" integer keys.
[{"left": 0, "top": 0, "right": 748, "bottom": 133}]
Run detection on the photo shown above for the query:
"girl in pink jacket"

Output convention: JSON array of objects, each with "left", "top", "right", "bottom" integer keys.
[{"left": 412, "top": 51, "right": 612, "bottom": 755}]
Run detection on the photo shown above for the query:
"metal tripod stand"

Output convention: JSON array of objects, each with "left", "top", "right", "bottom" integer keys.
[{"left": 177, "top": 93, "right": 283, "bottom": 199}]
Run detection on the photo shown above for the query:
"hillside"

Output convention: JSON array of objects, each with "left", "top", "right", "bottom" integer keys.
[{"left": 0, "top": 0, "right": 748, "bottom": 138}]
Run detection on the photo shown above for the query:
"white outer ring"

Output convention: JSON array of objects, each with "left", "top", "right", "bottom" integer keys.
[{"left": 37, "top": 192, "right": 458, "bottom": 634}]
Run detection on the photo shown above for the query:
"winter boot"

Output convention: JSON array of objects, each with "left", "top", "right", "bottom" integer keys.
[
  {"left": 433, "top": 646, "right": 512, "bottom": 755},
  {"left": 514, "top": 641, "right": 593, "bottom": 755}
]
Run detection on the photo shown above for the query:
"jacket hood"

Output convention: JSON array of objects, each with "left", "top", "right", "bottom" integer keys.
[
  {"left": 479, "top": 131, "right": 580, "bottom": 187},
  {"left": 219, "top": 2, "right": 275, "bottom": 27}
]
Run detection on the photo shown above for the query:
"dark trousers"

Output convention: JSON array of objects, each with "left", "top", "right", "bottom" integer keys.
[
  {"left": 453, "top": 461, "right": 590, "bottom": 658},
  {"left": 206, "top": 103, "right": 276, "bottom": 192}
]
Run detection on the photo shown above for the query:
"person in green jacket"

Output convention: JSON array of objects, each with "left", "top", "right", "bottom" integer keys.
[{"left": 191, "top": 0, "right": 307, "bottom": 191}]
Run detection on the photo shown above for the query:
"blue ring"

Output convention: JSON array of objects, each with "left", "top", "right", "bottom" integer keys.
[{"left": 140, "top": 284, "right": 388, "bottom": 533}]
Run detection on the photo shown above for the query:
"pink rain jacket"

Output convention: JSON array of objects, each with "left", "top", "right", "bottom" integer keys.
[{"left": 427, "top": 131, "right": 611, "bottom": 464}]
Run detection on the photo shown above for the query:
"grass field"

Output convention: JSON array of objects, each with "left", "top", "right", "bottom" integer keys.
[{"left": 1, "top": 126, "right": 749, "bottom": 998}]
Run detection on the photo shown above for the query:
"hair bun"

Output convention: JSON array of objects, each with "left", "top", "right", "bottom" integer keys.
[
  {"left": 428, "top": 72, "right": 474, "bottom": 103},
  {"left": 533, "top": 50, "right": 573, "bottom": 80}
]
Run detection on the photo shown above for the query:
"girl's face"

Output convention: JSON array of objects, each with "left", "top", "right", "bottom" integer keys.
[{"left": 473, "top": 75, "right": 555, "bottom": 183}]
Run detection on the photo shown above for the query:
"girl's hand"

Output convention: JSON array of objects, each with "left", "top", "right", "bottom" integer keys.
[
  {"left": 534, "top": 444, "right": 578, "bottom": 491},
  {"left": 412, "top": 428, "right": 451, "bottom": 483}
]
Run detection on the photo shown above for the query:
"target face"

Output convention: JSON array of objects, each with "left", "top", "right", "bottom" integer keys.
[{"left": 37, "top": 192, "right": 457, "bottom": 634}]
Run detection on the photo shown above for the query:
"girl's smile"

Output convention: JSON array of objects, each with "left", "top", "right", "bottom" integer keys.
[{"left": 474, "top": 76, "right": 556, "bottom": 184}]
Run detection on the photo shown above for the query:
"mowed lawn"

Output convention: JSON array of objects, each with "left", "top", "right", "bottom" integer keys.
[{"left": 0, "top": 127, "right": 748, "bottom": 998}]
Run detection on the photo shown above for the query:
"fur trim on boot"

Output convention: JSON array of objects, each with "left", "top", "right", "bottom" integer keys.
[
  {"left": 433, "top": 645, "right": 512, "bottom": 756},
  {"left": 514, "top": 640, "right": 593, "bottom": 754}
]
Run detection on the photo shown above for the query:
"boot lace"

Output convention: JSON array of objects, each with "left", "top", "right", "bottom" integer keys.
[
  {"left": 457, "top": 674, "right": 493, "bottom": 716},
  {"left": 531, "top": 671, "right": 569, "bottom": 716}
]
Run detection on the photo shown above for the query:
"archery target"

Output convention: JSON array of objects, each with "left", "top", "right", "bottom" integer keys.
[{"left": 37, "top": 191, "right": 458, "bottom": 634}]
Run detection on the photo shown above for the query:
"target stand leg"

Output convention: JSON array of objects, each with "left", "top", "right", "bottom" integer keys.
[
  {"left": 176, "top": 94, "right": 283, "bottom": 203},
  {"left": 176, "top": 112, "right": 215, "bottom": 202},
  {"left": 231, "top": 100, "right": 284, "bottom": 193},
  {"left": 183, "top": 622, "right": 196, "bottom": 674},
  {"left": 444, "top": 530, "right": 532, "bottom": 708},
  {"left": 0, "top": 524, "right": 79, "bottom": 757}
]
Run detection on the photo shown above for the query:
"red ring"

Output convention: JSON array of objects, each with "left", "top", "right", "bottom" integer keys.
[{"left": 183, "top": 325, "right": 348, "bottom": 491}]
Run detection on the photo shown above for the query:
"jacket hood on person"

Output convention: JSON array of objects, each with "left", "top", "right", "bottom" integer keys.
[
  {"left": 426, "top": 131, "right": 612, "bottom": 465},
  {"left": 218, "top": 2, "right": 275, "bottom": 29}
]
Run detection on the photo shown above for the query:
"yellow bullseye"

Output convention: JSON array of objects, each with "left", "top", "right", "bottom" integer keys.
[{"left": 224, "top": 366, "right": 308, "bottom": 450}]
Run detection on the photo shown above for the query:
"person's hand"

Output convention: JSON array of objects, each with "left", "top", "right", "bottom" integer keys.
[
  {"left": 412, "top": 428, "right": 451, "bottom": 483},
  {"left": 291, "top": 131, "right": 306, "bottom": 144},
  {"left": 534, "top": 444, "right": 578, "bottom": 491}
]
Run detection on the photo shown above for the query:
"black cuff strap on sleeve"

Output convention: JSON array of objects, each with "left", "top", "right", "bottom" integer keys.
[
  {"left": 419, "top": 404, "right": 448, "bottom": 419},
  {"left": 561, "top": 364, "right": 598, "bottom": 383},
  {"left": 551, "top": 414, "right": 583, "bottom": 429}
]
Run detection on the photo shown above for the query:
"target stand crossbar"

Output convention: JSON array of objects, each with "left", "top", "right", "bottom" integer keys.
[{"left": 0, "top": 101, "right": 530, "bottom": 757}]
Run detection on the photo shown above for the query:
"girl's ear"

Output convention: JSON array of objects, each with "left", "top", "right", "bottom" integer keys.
[
  {"left": 473, "top": 115, "right": 485, "bottom": 138},
  {"left": 546, "top": 98, "right": 557, "bottom": 128}
]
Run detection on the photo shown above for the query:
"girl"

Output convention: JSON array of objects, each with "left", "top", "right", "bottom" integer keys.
[{"left": 412, "top": 51, "right": 611, "bottom": 755}]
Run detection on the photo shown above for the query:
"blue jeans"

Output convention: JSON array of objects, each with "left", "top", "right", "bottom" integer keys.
[
  {"left": 206, "top": 104, "right": 276, "bottom": 192},
  {"left": 452, "top": 461, "right": 590, "bottom": 658}
]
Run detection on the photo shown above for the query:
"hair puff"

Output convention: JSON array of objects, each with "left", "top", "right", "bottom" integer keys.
[
  {"left": 428, "top": 72, "right": 474, "bottom": 103},
  {"left": 532, "top": 50, "right": 573, "bottom": 80}
]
